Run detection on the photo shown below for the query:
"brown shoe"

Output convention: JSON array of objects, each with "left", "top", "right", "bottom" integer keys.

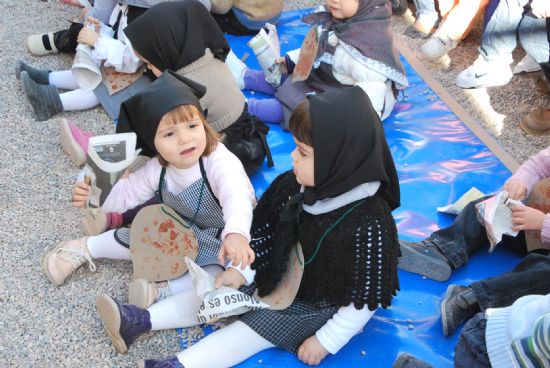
[
  {"left": 520, "top": 109, "right": 550, "bottom": 136},
  {"left": 128, "top": 279, "right": 172, "bottom": 308}
]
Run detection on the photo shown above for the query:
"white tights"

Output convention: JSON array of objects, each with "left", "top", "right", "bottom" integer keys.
[
  {"left": 48, "top": 70, "right": 100, "bottom": 111},
  {"left": 86, "top": 230, "right": 223, "bottom": 297}
]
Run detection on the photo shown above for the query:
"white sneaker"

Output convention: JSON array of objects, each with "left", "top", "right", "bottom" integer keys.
[
  {"left": 456, "top": 56, "right": 513, "bottom": 89},
  {"left": 225, "top": 50, "right": 247, "bottom": 90},
  {"left": 128, "top": 279, "right": 172, "bottom": 308},
  {"left": 513, "top": 54, "right": 541, "bottom": 74},
  {"left": 421, "top": 36, "right": 459, "bottom": 60}
]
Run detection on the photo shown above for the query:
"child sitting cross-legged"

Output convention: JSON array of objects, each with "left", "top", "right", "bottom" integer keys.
[
  {"left": 94, "top": 85, "right": 401, "bottom": 367},
  {"left": 43, "top": 71, "right": 256, "bottom": 309}
]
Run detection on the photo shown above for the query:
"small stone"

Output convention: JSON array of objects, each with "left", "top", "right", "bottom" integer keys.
[
  {"left": 408, "top": 324, "right": 415, "bottom": 330},
  {"left": 361, "top": 351, "right": 367, "bottom": 356},
  {"left": 258, "top": 359, "right": 263, "bottom": 364}
]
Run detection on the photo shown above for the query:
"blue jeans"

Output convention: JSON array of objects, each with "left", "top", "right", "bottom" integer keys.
[
  {"left": 454, "top": 313, "right": 490, "bottom": 368},
  {"left": 430, "top": 197, "right": 550, "bottom": 310},
  {"left": 481, "top": 0, "right": 549, "bottom": 63}
]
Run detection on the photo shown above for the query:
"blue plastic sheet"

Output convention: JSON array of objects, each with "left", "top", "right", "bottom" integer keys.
[{"left": 178, "top": 10, "right": 522, "bottom": 367}]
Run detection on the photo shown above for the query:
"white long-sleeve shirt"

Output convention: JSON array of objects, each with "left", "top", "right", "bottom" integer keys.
[
  {"left": 102, "top": 143, "right": 255, "bottom": 241},
  {"left": 92, "top": 4, "right": 142, "bottom": 73}
]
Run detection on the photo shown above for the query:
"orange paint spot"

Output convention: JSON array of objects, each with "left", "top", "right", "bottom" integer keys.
[
  {"left": 170, "top": 230, "right": 177, "bottom": 240},
  {"left": 144, "top": 227, "right": 149, "bottom": 232}
]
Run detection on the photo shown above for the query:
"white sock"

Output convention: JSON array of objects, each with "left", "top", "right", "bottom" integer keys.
[
  {"left": 86, "top": 230, "right": 131, "bottom": 260},
  {"left": 60, "top": 89, "right": 100, "bottom": 111},
  {"left": 225, "top": 50, "right": 247, "bottom": 90},
  {"left": 168, "top": 264, "right": 223, "bottom": 295},
  {"left": 177, "top": 321, "right": 274, "bottom": 368},
  {"left": 49, "top": 70, "right": 80, "bottom": 90}
]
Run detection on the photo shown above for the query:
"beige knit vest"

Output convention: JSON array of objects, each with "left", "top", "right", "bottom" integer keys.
[
  {"left": 211, "top": 0, "right": 283, "bottom": 20},
  {"left": 177, "top": 49, "right": 245, "bottom": 132}
]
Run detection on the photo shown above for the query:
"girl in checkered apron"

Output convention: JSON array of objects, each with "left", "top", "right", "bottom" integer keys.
[
  {"left": 42, "top": 71, "right": 256, "bottom": 309},
  {"left": 95, "top": 86, "right": 400, "bottom": 367},
  {"left": 228, "top": 0, "right": 408, "bottom": 129}
]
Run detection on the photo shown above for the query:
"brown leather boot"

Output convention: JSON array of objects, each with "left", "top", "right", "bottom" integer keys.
[{"left": 520, "top": 109, "right": 550, "bottom": 135}]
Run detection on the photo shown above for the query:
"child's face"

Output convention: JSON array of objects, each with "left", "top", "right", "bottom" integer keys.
[
  {"left": 291, "top": 138, "right": 315, "bottom": 187},
  {"left": 154, "top": 117, "right": 207, "bottom": 169},
  {"left": 325, "top": 0, "right": 360, "bottom": 19},
  {"left": 136, "top": 51, "right": 162, "bottom": 77}
]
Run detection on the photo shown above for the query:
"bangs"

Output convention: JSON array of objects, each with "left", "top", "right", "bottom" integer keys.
[{"left": 288, "top": 99, "right": 313, "bottom": 146}]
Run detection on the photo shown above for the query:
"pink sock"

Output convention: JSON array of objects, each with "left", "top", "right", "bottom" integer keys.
[{"left": 67, "top": 120, "right": 94, "bottom": 154}]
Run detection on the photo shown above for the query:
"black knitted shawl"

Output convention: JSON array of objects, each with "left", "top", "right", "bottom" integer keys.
[{"left": 251, "top": 171, "right": 400, "bottom": 311}]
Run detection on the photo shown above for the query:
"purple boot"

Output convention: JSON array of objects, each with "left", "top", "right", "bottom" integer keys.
[
  {"left": 139, "top": 357, "right": 184, "bottom": 368},
  {"left": 96, "top": 294, "right": 151, "bottom": 354}
]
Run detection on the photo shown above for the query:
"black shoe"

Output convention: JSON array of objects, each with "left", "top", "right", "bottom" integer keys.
[
  {"left": 392, "top": 353, "right": 434, "bottom": 368},
  {"left": 139, "top": 357, "right": 184, "bottom": 368},
  {"left": 398, "top": 239, "right": 452, "bottom": 281},
  {"left": 440, "top": 285, "right": 480, "bottom": 336}
]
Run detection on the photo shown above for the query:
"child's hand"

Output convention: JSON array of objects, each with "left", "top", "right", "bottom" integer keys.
[
  {"left": 275, "top": 57, "right": 288, "bottom": 74},
  {"left": 72, "top": 181, "right": 91, "bottom": 208},
  {"left": 78, "top": 18, "right": 100, "bottom": 46},
  {"left": 214, "top": 268, "right": 246, "bottom": 289},
  {"left": 218, "top": 233, "right": 255, "bottom": 269},
  {"left": 512, "top": 205, "right": 546, "bottom": 231},
  {"left": 297, "top": 335, "right": 329, "bottom": 366},
  {"left": 504, "top": 179, "right": 527, "bottom": 200}
]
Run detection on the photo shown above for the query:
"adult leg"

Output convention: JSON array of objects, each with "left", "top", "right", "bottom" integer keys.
[
  {"left": 518, "top": 14, "right": 550, "bottom": 64},
  {"left": 436, "top": 0, "right": 490, "bottom": 41}
]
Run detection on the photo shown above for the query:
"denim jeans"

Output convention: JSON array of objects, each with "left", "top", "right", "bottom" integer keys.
[
  {"left": 430, "top": 197, "right": 550, "bottom": 310},
  {"left": 430, "top": 195, "right": 527, "bottom": 269},
  {"left": 454, "top": 313, "right": 491, "bottom": 368},
  {"left": 471, "top": 252, "right": 550, "bottom": 309},
  {"left": 480, "top": 0, "right": 549, "bottom": 63}
]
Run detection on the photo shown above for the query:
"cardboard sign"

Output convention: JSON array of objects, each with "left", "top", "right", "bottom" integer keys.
[
  {"left": 254, "top": 243, "right": 304, "bottom": 310},
  {"left": 524, "top": 178, "right": 550, "bottom": 251},
  {"left": 101, "top": 66, "right": 145, "bottom": 96},
  {"left": 131, "top": 204, "right": 199, "bottom": 282},
  {"left": 292, "top": 27, "right": 319, "bottom": 83}
]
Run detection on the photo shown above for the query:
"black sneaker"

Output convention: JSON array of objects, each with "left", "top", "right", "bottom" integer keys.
[
  {"left": 440, "top": 285, "right": 480, "bottom": 336},
  {"left": 398, "top": 239, "right": 452, "bottom": 281}
]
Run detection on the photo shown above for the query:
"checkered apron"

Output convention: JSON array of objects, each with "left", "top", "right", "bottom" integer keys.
[
  {"left": 239, "top": 291, "right": 339, "bottom": 354},
  {"left": 114, "top": 158, "right": 225, "bottom": 266}
]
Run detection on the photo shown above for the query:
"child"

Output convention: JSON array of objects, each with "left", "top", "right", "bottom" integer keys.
[
  {"left": 228, "top": 0, "right": 408, "bottom": 128},
  {"left": 210, "top": 0, "right": 283, "bottom": 35},
  {"left": 62, "top": 0, "right": 272, "bottom": 174},
  {"left": 43, "top": 71, "right": 256, "bottom": 310},
  {"left": 94, "top": 86, "right": 401, "bottom": 367},
  {"left": 16, "top": 2, "right": 149, "bottom": 122}
]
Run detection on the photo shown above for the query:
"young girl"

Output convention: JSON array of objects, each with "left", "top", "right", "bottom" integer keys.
[
  {"left": 94, "top": 86, "right": 401, "bottom": 366},
  {"left": 43, "top": 71, "right": 256, "bottom": 310},
  {"left": 61, "top": 0, "right": 272, "bottom": 173},
  {"left": 210, "top": 0, "right": 283, "bottom": 35},
  {"left": 228, "top": 0, "right": 408, "bottom": 128}
]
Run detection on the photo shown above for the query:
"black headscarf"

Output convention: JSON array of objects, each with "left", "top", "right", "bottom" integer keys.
[
  {"left": 281, "top": 85, "right": 400, "bottom": 222},
  {"left": 116, "top": 70, "right": 206, "bottom": 157},
  {"left": 306, "top": 85, "right": 400, "bottom": 210},
  {"left": 124, "top": 0, "right": 230, "bottom": 72}
]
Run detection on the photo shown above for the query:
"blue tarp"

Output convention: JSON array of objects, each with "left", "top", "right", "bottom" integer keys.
[{"left": 179, "top": 9, "right": 522, "bottom": 367}]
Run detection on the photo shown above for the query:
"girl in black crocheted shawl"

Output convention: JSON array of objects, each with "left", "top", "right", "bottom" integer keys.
[{"left": 122, "top": 85, "right": 401, "bottom": 368}]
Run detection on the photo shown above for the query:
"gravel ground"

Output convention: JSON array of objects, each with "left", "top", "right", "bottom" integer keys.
[{"left": 0, "top": 0, "right": 546, "bottom": 367}]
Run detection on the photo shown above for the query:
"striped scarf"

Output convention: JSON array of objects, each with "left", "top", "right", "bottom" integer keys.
[{"left": 511, "top": 313, "right": 550, "bottom": 368}]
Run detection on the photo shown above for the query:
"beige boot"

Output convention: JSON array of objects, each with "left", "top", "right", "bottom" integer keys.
[
  {"left": 42, "top": 237, "right": 96, "bottom": 285},
  {"left": 128, "top": 279, "right": 172, "bottom": 308},
  {"left": 520, "top": 109, "right": 550, "bottom": 136}
]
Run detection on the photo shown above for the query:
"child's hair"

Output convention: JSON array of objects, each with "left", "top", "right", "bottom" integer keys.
[
  {"left": 157, "top": 104, "right": 220, "bottom": 166},
  {"left": 288, "top": 99, "right": 313, "bottom": 146}
]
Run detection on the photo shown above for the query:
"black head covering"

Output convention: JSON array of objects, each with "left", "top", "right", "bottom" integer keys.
[
  {"left": 116, "top": 70, "right": 206, "bottom": 157},
  {"left": 124, "top": 0, "right": 230, "bottom": 72},
  {"left": 305, "top": 85, "right": 400, "bottom": 209},
  {"left": 281, "top": 85, "right": 400, "bottom": 223}
]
